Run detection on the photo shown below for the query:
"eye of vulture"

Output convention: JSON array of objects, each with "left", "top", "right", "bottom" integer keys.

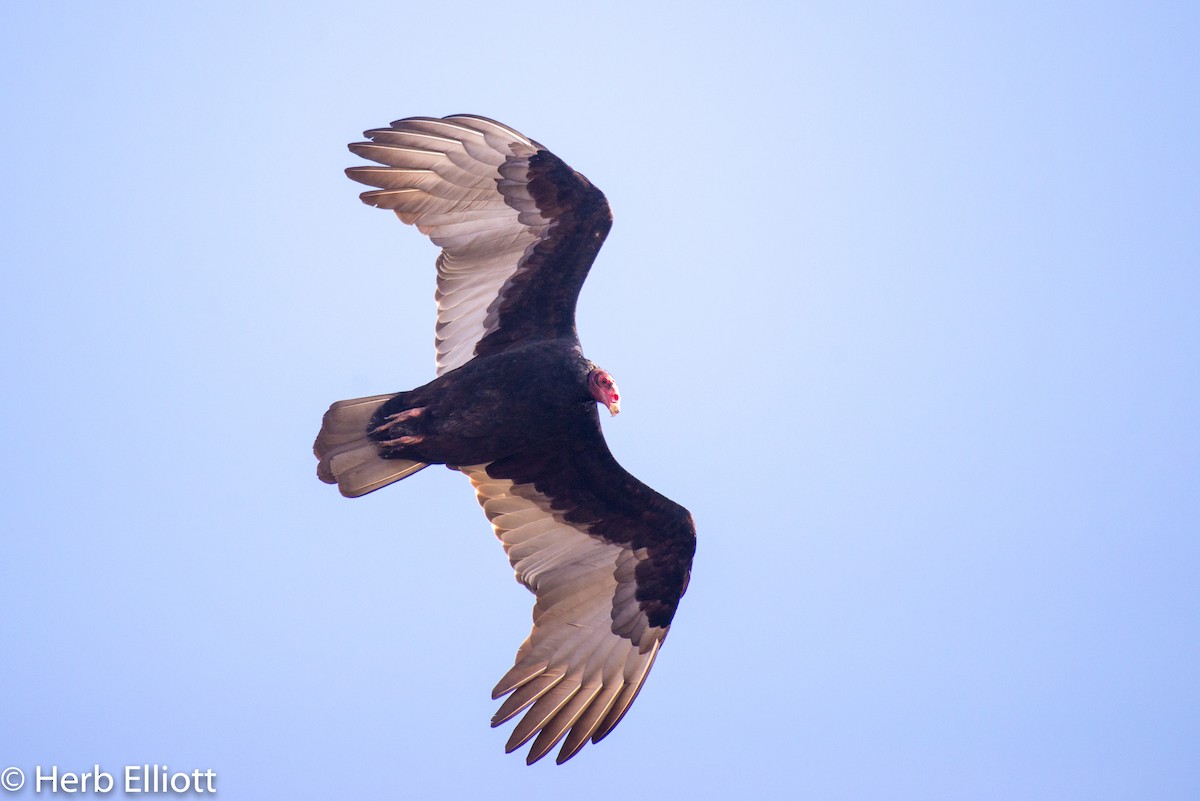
[{"left": 314, "top": 114, "right": 697, "bottom": 765}]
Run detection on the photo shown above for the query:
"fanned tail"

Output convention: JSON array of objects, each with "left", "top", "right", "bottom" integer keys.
[{"left": 314, "top": 393, "right": 428, "bottom": 497}]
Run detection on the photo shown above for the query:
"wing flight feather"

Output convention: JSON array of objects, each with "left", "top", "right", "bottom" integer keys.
[
  {"left": 346, "top": 114, "right": 612, "bottom": 375},
  {"left": 460, "top": 423, "right": 694, "bottom": 764}
]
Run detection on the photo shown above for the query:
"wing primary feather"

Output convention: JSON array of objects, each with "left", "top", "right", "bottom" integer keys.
[
  {"left": 590, "top": 641, "right": 662, "bottom": 744},
  {"left": 525, "top": 683, "right": 604, "bottom": 765},
  {"left": 491, "top": 672, "right": 564, "bottom": 727},
  {"left": 505, "top": 680, "right": 582, "bottom": 756},
  {"left": 491, "top": 660, "right": 549, "bottom": 700},
  {"left": 556, "top": 680, "right": 626, "bottom": 763}
]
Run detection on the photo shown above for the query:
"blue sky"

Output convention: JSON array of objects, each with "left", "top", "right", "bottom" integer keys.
[{"left": 2, "top": 2, "right": 1198, "bottom": 799}]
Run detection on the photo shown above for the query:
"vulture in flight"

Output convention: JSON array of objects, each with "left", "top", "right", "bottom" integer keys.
[{"left": 314, "top": 115, "right": 696, "bottom": 765}]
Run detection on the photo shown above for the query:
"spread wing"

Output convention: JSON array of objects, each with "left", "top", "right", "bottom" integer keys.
[
  {"left": 345, "top": 114, "right": 613, "bottom": 375},
  {"left": 459, "top": 412, "right": 696, "bottom": 765}
]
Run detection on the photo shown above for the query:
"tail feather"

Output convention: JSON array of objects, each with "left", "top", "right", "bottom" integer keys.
[{"left": 314, "top": 393, "right": 429, "bottom": 497}]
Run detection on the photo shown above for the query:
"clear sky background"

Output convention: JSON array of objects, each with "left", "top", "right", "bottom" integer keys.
[{"left": 2, "top": 3, "right": 1197, "bottom": 799}]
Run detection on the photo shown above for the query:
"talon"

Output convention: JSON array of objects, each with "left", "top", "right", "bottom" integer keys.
[
  {"left": 384, "top": 407, "right": 426, "bottom": 423},
  {"left": 378, "top": 435, "right": 423, "bottom": 447}
]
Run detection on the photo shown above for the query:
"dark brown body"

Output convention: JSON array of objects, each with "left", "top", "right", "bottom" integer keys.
[{"left": 369, "top": 340, "right": 597, "bottom": 468}]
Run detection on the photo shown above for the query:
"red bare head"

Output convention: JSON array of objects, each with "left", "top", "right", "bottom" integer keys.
[{"left": 587, "top": 367, "right": 621, "bottom": 416}]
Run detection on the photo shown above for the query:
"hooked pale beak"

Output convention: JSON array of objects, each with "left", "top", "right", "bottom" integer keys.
[
  {"left": 588, "top": 368, "right": 621, "bottom": 416},
  {"left": 601, "top": 377, "right": 620, "bottom": 416}
]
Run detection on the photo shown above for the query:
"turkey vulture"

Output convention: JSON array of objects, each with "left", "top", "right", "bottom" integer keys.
[{"left": 314, "top": 115, "right": 696, "bottom": 765}]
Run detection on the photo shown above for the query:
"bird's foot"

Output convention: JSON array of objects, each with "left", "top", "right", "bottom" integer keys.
[{"left": 370, "top": 406, "right": 427, "bottom": 448}]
